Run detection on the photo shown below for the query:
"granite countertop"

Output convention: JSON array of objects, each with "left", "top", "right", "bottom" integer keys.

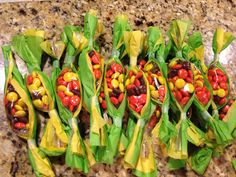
[{"left": 0, "top": 0, "right": 236, "bottom": 177}]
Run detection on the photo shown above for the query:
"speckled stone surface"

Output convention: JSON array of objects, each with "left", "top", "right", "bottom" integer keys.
[{"left": 0, "top": 0, "right": 236, "bottom": 177}]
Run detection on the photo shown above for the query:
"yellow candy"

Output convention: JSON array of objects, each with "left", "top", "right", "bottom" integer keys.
[
  {"left": 156, "top": 110, "right": 161, "bottom": 118},
  {"left": 42, "top": 95, "right": 49, "bottom": 105},
  {"left": 150, "top": 85, "right": 156, "bottom": 91},
  {"left": 217, "top": 89, "right": 226, "bottom": 98},
  {"left": 14, "top": 110, "right": 26, "bottom": 117},
  {"left": 33, "top": 78, "right": 41, "bottom": 87},
  {"left": 28, "top": 84, "right": 38, "bottom": 93},
  {"left": 99, "top": 96, "right": 103, "bottom": 103},
  {"left": 112, "top": 72, "right": 120, "bottom": 79},
  {"left": 193, "top": 70, "right": 199, "bottom": 75},
  {"left": 158, "top": 76, "right": 165, "bottom": 85},
  {"left": 169, "top": 60, "right": 177, "bottom": 68},
  {"left": 151, "top": 90, "right": 159, "bottom": 100},
  {"left": 175, "top": 79, "right": 185, "bottom": 89},
  {"left": 37, "top": 86, "right": 46, "bottom": 96},
  {"left": 14, "top": 105, "right": 23, "bottom": 111},
  {"left": 31, "top": 71, "right": 37, "bottom": 78},
  {"left": 63, "top": 72, "right": 77, "bottom": 82},
  {"left": 125, "top": 79, "right": 130, "bottom": 86},
  {"left": 93, "top": 64, "right": 100, "bottom": 69},
  {"left": 195, "top": 80, "right": 203, "bottom": 87},
  {"left": 57, "top": 85, "right": 67, "bottom": 92},
  {"left": 65, "top": 90, "right": 74, "bottom": 96},
  {"left": 144, "top": 63, "right": 153, "bottom": 71},
  {"left": 119, "top": 83, "right": 124, "bottom": 92},
  {"left": 108, "top": 88, "right": 112, "bottom": 93},
  {"left": 17, "top": 99, "right": 25, "bottom": 107},
  {"left": 184, "top": 83, "right": 195, "bottom": 93},
  {"left": 213, "top": 90, "right": 218, "bottom": 95},
  {"left": 169, "top": 82, "right": 174, "bottom": 91},
  {"left": 195, "top": 75, "right": 203, "bottom": 80},
  {"left": 132, "top": 68, "right": 138, "bottom": 74},
  {"left": 118, "top": 74, "right": 124, "bottom": 83},
  {"left": 7, "top": 92, "right": 18, "bottom": 102},
  {"left": 130, "top": 75, "right": 136, "bottom": 84},
  {"left": 33, "top": 99, "right": 44, "bottom": 109},
  {"left": 111, "top": 79, "right": 119, "bottom": 88}
]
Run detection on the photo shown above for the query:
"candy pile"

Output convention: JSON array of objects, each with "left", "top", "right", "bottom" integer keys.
[
  {"left": 89, "top": 50, "right": 102, "bottom": 84},
  {"left": 168, "top": 60, "right": 194, "bottom": 106},
  {"left": 219, "top": 99, "right": 234, "bottom": 120},
  {"left": 193, "top": 66, "right": 211, "bottom": 105},
  {"left": 106, "top": 62, "right": 125, "bottom": 108},
  {"left": 4, "top": 84, "right": 29, "bottom": 132},
  {"left": 27, "top": 71, "right": 49, "bottom": 111},
  {"left": 56, "top": 68, "right": 81, "bottom": 112},
  {"left": 208, "top": 67, "right": 229, "bottom": 106},
  {"left": 126, "top": 69, "right": 147, "bottom": 113},
  {"left": 139, "top": 60, "right": 166, "bottom": 102}
]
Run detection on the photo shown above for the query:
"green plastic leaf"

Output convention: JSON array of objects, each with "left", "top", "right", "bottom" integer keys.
[
  {"left": 167, "top": 158, "right": 186, "bottom": 170},
  {"left": 147, "top": 27, "right": 164, "bottom": 56},
  {"left": 12, "top": 30, "right": 44, "bottom": 71}
]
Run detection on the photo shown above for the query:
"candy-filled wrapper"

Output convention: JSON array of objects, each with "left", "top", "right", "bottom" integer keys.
[
  {"left": 141, "top": 26, "right": 176, "bottom": 145},
  {"left": 123, "top": 30, "right": 153, "bottom": 169},
  {"left": 96, "top": 14, "right": 130, "bottom": 163},
  {"left": 3, "top": 45, "right": 55, "bottom": 177},
  {"left": 79, "top": 10, "right": 108, "bottom": 147},
  {"left": 166, "top": 20, "right": 206, "bottom": 159},
  {"left": 12, "top": 29, "right": 68, "bottom": 156},
  {"left": 207, "top": 28, "right": 235, "bottom": 108},
  {"left": 41, "top": 28, "right": 93, "bottom": 173},
  {"left": 187, "top": 32, "right": 233, "bottom": 145}
]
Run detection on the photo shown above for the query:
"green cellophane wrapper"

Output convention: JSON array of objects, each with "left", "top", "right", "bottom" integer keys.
[
  {"left": 222, "top": 100, "right": 236, "bottom": 138},
  {"left": 45, "top": 30, "right": 93, "bottom": 172},
  {"left": 79, "top": 10, "right": 108, "bottom": 148},
  {"left": 145, "top": 27, "right": 176, "bottom": 146},
  {"left": 188, "top": 147, "right": 213, "bottom": 175},
  {"left": 187, "top": 32, "right": 233, "bottom": 145},
  {"left": 12, "top": 30, "right": 68, "bottom": 156},
  {"left": 3, "top": 45, "right": 55, "bottom": 177},
  {"left": 96, "top": 14, "right": 130, "bottom": 164},
  {"left": 123, "top": 30, "right": 153, "bottom": 169},
  {"left": 209, "top": 28, "right": 235, "bottom": 109},
  {"left": 133, "top": 129, "right": 157, "bottom": 177},
  {"left": 167, "top": 158, "right": 186, "bottom": 170},
  {"left": 167, "top": 20, "right": 206, "bottom": 159}
]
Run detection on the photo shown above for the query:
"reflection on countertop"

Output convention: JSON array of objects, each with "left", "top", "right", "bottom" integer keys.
[{"left": 0, "top": 0, "right": 235, "bottom": 177}]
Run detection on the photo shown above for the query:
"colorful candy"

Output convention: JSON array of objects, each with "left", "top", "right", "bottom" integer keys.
[
  {"left": 219, "top": 99, "right": 234, "bottom": 120},
  {"left": 56, "top": 68, "right": 81, "bottom": 113},
  {"left": 4, "top": 84, "right": 29, "bottom": 132},
  {"left": 148, "top": 105, "right": 161, "bottom": 130},
  {"left": 105, "top": 62, "right": 125, "bottom": 108},
  {"left": 193, "top": 67, "right": 211, "bottom": 106},
  {"left": 88, "top": 50, "right": 102, "bottom": 83},
  {"left": 126, "top": 69, "right": 147, "bottom": 114},
  {"left": 208, "top": 67, "right": 229, "bottom": 106},
  {"left": 26, "top": 71, "right": 49, "bottom": 111},
  {"left": 168, "top": 60, "right": 194, "bottom": 106},
  {"left": 138, "top": 60, "right": 166, "bottom": 103}
]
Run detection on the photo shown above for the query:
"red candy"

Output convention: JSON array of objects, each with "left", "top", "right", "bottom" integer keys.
[
  {"left": 178, "top": 69, "right": 188, "bottom": 79},
  {"left": 27, "top": 75, "right": 33, "bottom": 85}
]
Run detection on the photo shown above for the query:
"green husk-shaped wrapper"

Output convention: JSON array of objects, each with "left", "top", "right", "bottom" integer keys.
[
  {"left": 146, "top": 27, "right": 176, "bottom": 145},
  {"left": 188, "top": 147, "right": 213, "bottom": 175},
  {"left": 12, "top": 30, "right": 68, "bottom": 156},
  {"left": 167, "top": 20, "right": 205, "bottom": 159},
  {"left": 79, "top": 10, "right": 108, "bottom": 147},
  {"left": 42, "top": 29, "right": 92, "bottom": 173},
  {"left": 187, "top": 32, "right": 233, "bottom": 145},
  {"left": 208, "top": 28, "right": 235, "bottom": 109},
  {"left": 133, "top": 130, "right": 157, "bottom": 177},
  {"left": 96, "top": 14, "right": 130, "bottom": 164},
  {"left": 3, "top": 45, "right": 55, "bottom": 177},
  {"left": 123, "top": 30, "right": 153, "bottom": 169},
  {"left": 222, "top": 100, "right": 236, "bottom": 138}
]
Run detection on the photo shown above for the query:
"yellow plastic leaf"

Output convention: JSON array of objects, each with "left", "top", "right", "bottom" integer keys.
[
  {"left": 84, "top": 139, "right": 96, "bottom": 167},
  {"left": 72, "top": 32, "right": 88, "bottom": 53},
  {"left": 24, "top": 29, "right": 45, "bottom": 38},
  {"left": 40, "top": 40, "right": 65, "bottom": 60}
]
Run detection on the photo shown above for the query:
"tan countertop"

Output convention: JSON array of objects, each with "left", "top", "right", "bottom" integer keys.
[{"left": 0, "top": 0, "right": 235, "bottom": 176}]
